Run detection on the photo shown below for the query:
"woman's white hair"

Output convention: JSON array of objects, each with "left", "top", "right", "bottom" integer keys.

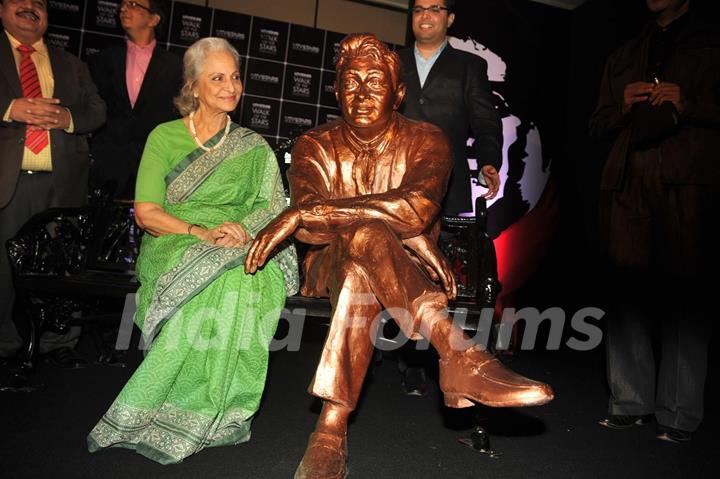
[{"left": 174, "top": 37, "right": 241, "bottom": 116}]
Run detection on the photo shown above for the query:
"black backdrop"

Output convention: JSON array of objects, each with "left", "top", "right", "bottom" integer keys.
[
  {"left": 45, "top": 0, "right": 401, "bottom": 149},
  {"left": 448, "top": 0, "right": 569, "bottom": 228}
]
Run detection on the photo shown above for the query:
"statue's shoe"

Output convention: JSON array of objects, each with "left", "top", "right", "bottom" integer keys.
[
  {"left": 294, "top": 431, "right": 348, "bottom": 479},
  {"left": 439, "top": 345, "right": 554, "bottom": 408}
]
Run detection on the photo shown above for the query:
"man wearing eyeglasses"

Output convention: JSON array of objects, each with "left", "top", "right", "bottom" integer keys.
[
  {"left": 0, "top": 0, "right": 106, "bottom": 364},
  {"left": 401, "top": 0, "right": 501, "bottom": 215},
  {"left": 88, "top": 0, "right": 182, "bottom": 199},
  {"left": 396, "top": 0, "right": 503, "bottom": 395}
]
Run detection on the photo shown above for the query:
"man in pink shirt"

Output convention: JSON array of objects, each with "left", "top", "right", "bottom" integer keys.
[
  {"left": 125, "top": 20, "right": 155, "bottom": 109},
  {"left": 89, "top": 0, "right": 182, "bottom": 199}
]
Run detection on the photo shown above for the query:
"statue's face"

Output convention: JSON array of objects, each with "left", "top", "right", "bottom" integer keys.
[{"left": 337, "top": 56, "right": 396, "bottom": 130}]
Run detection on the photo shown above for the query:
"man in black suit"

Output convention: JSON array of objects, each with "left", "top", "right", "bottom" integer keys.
[
  {"left": 399, "top": 0, "right": 502, "bottom": 216},
  {"left": 0, "top": 0, "right": 106, "bottom": 360},
  {"left": 89, "top": 0, "right": 181, "bottom": 199},
  {"left": 396, "top": 0, "right": 503, "bottom": 395}
]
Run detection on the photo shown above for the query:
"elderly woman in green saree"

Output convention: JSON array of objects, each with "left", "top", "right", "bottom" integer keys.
[{"left": 87, "top": 37, "right": 298, "bottom": 464}]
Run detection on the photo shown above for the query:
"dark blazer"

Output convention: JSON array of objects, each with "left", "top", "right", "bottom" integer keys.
[
  {"left": 0, "top": 33, "right": 106, "bottom": 209},
  {"left": 590, "top": 13, "right": 720, "bottom": 189},
  {"left": 88, "top": 43, "right": 182, "bottom": 197},
  {"left": 399, "top": 43, "right": 502, "bottom": 215}
]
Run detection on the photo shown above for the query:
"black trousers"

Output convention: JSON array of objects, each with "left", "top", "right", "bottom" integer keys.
[{"left": 0, "top": 172, "right": 78, "bottom": 356}]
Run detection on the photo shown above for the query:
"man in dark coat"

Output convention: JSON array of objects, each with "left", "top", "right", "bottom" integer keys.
[
  {"left": 399, "top": 0, "right": 502, "bottom": 216},
  {"left": 591, "top": 0, "right": 719, "bottom": 443},
  {"left": 89, "top": 0, "right": 181, "bottom": 199},
  {"left": 0, "top": 0, "right": 106, "bottom": 359}
]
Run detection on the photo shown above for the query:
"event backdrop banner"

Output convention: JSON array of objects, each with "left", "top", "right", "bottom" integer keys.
[{"left": 45, "top": 0, "right": 400, "bottom": 148}]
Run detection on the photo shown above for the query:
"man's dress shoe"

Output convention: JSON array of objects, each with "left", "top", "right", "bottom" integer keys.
[
  {"left": 439, "top": 345, "right": 553, "bottom": 408},
  {"left": 656, "top": 426, "right": 691, "bottom": 443},
  {"left": 401, "top": 367, "right": 428, "bottom": 396},
  {"left": 598, "top": 414, "right": 653, "bottom": 429}
]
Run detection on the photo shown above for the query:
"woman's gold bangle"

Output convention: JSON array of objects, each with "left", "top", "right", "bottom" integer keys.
[{"left": 188, "top": 223, "right": 201, "bottom": 235}]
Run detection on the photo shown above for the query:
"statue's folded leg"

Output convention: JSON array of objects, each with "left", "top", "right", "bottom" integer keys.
[
  {"left": 320, "top": 219, "right": 554, "bottom": 410},
  {"left": 308, "top": 219, "right": 553, "bottom": 410},
  {"left": 297, "top": 220, "right": 553, "bottom": 478},
  {"left": 307, "top": 219, "right": 441, "bottom": 408}
]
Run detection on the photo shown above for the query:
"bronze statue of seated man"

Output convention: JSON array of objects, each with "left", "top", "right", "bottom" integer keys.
[{"left": 246, "top": 33, "right": 553, "bottom": 479}]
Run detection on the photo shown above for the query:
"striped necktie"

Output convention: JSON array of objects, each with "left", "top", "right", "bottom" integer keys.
[{"left": 17, "top": 45, "right": 49, "bottom": 154}]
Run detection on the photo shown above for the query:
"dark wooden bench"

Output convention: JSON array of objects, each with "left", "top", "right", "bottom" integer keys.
[{"left": 2, "top": 195, "right": 499, "bottom": 390}]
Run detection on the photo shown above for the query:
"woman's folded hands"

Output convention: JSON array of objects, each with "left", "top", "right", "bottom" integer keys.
[{"left": 211, "top": 221, "right": 251, "bottom": 248}]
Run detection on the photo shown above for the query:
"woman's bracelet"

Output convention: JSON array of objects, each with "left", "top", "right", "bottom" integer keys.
[{"left": 187, "top": 223, "right": 202, "bottom": 235}]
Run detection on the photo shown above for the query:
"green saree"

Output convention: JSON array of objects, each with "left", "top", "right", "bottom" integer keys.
[{"left": 87, "top": 119, "right": 298, "bottom": 464}]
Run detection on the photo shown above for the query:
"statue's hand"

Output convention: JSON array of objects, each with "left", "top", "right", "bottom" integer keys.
[
  {"left": 404, "top": 236, "right": 457, "bottom": 300},
  {"left": 245, "top": 208, "right": 301, "bottom": 274}
]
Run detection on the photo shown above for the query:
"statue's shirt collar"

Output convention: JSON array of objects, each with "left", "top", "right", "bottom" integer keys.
[{"left": 340, "top": 113, "right": 399, "bottom": 158}]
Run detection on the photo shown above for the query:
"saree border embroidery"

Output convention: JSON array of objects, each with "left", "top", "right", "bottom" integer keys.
[
  {"left": 165, "top": 126, "right": 259, "bottom": 205},
  {"left": 142, "top": 242, "right": 251, "bottom": 342},
  {"left": 89, "top": 401, "right": 254, "bottom": 463}
]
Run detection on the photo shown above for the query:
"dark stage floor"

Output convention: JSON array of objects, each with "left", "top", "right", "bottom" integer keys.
[{"left": 1, "top": 322, "right": 716, "bottom": 479}]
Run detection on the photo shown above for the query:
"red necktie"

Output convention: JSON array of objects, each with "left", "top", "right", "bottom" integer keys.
[{"left": 17, "top": 45, "right": 49, "bottom": 154}]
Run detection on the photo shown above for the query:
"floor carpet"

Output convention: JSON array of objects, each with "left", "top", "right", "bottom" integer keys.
[{"left": 1, "top": 322, "right": 716, "bottom": 478}]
